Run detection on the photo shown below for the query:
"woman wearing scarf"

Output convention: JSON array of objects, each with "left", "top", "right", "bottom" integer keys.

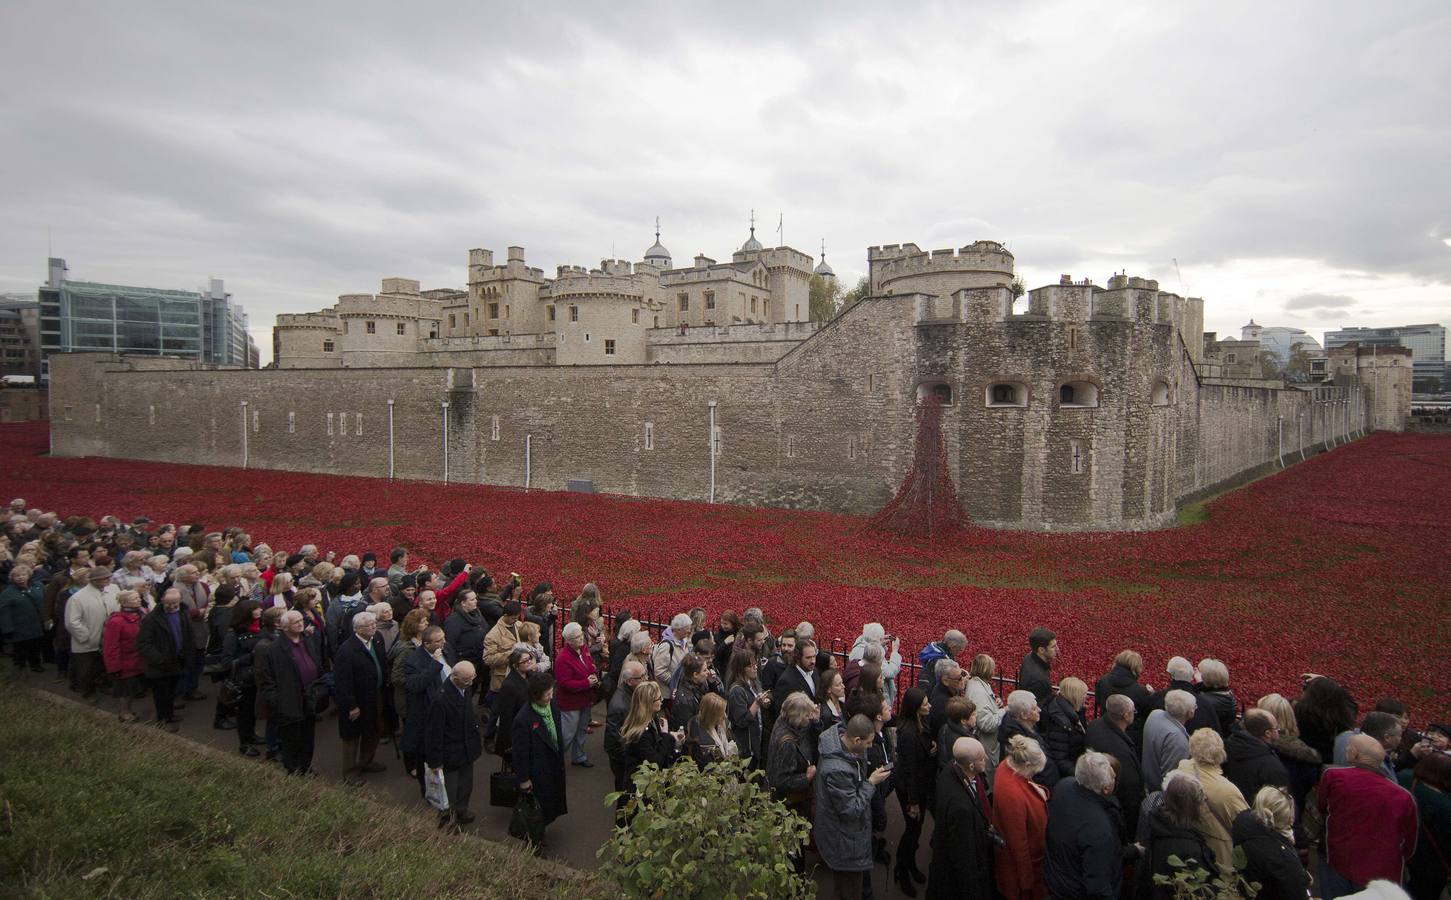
[{"left": 512, "top": 671, "right": 569, "bottom": 840}]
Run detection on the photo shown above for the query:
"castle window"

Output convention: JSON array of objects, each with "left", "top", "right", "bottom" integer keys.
[
  {"left": 366, "top": 321, "right": 376, "bottom": 334},
  {"left": 750, "top": 296, "right": 758, "bottom": 314},
  {"left": 1226, "top": 353, "right": 1237, "bottom": 364},
  {"left": 504, "top": 304, "right": 510, "bottom": 319},
  {"left": 678, "top": 294, "right": 689, "bottom": 312},
  {"left": 252, "top": 409, "right": 260, "bottom": 433},
  {"left": 323, "top": 340, "right": 335, "bottom": 353},
  {"left": 653, "top": 315, "right": 659, "bottom": 328},
  {"left": 63, "top": 405, "right": 72, "bottom": 421},
  {"left": 488, "top": 303, "right": 499, "bottom": 319},
  {"left": 1151, "top": 380, "right": 1171, "bottom": 407},
  {"left": 429, "top": 322, "right": 438, "bottom": 338},
  {"left": 355, "top": 413, "right": 363, "bottom": 435},
  {"left": 326, "top": 412, "right": 334, "bottom": 436},
  {"left": 488, "top": 329, "right": 499, "bottom": 337},
  {"left": 570, "top": 306, "right": 579, "bottom": 322},
  {"left": 867, "top": 374, "right": 876, "bottom": 392},
  {"left": 786, "top": 435, "right": 795, "bottom": 458},
  {"left": 338, "top": 410, "right": 347, "bottom": 436},
  {"left": 631, "top": 309, "right": 639, "bottom": 325},
  {"left": 916, "top": 381, "right": 954, "bottom": 406},
  {"left": 604, "top": 339, "right": 616, "bottom": 356},
  {"left": 343, "top": 321, "right": 350, "bottom": 334},
  {"left": 1059, "top": 381, "right": 1100, "bottom": 408},
  {"left": 463, "top": 313, "right": 470, "bottom": 326},
  {"left": 148, "top": 405, "right": 156, "bottom": 426},
  {"left": 584, "top": 333, "right": 591, "bottom": 342},
  {"left": 704, "top": 291, "right": 715, "bottom": 310},
  {"left": 288, "top": 411, "right": 295, "bottom": 434},
  {"left": 1069, "top": 327, "right": 1079, "bottom": 350},
  {"left": 849, "top": 436, "right": 856, "bottom": 459},
  {"left": 396, "top": 322, "right": 406, "bottom": 335},
  {"left": 986, "top": 382, "right": 1028, "bottom": 408},
  {"left": 547, "top": 306, "right": 555, "bottom": 322},
  {"left": 491, "top": 415, "right": 500, "bottom": 441},
  {"left": 1070, "top": 439, "right": 1085, "bottom": 474},
  {"left": 644, "top": 421, "right": 654, "bottom": 450}
]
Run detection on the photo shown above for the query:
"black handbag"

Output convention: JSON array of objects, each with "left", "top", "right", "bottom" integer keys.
[
  {"left": 508, "top": 791, "right": 545, "bottom": 845},
  {"left": 490, "top": 768, "right": 518, "bottom": 808}
]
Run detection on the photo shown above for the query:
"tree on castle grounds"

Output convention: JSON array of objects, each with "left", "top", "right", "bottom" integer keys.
[
  {"left": 840, "top": 275, "right": 870, "bottom": 312},
  {"left": 808, "top": 273, "right": 843, "bottom": 322}
]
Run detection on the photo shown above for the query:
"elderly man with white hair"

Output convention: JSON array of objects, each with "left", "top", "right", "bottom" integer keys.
[
  {"left": 257, "top": 608, "right": 324, "bottom": 775},
  {"left": 847, "top": 623, "right": 902, "bottom": 698},
  {"left": 1000, "top": 688, "right": 1059, "bottom": 789},
  {"left": 652, "top": 612, "right": 694, "bottom": 692},
  {"left": 917, "top": 628, "right": 968, "bottom": 690},
  {"left": 1045, "top": 750, "right": 1122, "bottom": 899},
  {"left": 424, "top": 659, "right": 482, "bottom": 829},
  {"left": 1143, "top": 688, "right": 1198, "bottom": 792},
  {"left": 334, "top": 610, "right": 389, "bottom": 786},
  {"left": 1146, "top": 654, "right": 1220, "bottom": 736}
]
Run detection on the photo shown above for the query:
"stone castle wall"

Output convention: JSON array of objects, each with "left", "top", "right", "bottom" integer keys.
[{"left": 48, "top": 283, "right": 1400, "bottom": 530}]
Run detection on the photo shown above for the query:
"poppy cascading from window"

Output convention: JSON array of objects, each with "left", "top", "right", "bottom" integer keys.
[{"left": 868, "top": 396, "right": 967, "bottom": 538}]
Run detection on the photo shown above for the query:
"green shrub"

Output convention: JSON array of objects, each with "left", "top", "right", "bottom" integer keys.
[
  {"left": 597, "top": 757, "right": 812, "bottom": 899},
  {"left": 1153, "top": 850, "right": 1261, "bottom": 899}
]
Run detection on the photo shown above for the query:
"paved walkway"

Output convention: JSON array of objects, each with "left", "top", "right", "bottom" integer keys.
[{"left": 24, "top": 669, "right": 924, "bottom": 896}]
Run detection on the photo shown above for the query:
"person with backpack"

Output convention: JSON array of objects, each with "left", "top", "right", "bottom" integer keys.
[{"left": 324, "top": 571, "right": 368, "bottom": 656}]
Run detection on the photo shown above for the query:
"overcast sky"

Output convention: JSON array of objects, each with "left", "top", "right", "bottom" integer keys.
[{"left": 3, "top": 1, "right": 1447, "bottom": 363}]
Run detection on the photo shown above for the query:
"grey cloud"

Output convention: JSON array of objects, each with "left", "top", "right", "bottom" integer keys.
[{"left": 1284, "top": 293, "right": 1357, "bottom": 311}]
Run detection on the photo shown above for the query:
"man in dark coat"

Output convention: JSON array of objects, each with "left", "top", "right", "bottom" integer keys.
[
  {"left": 425, "top": 660, "right": 482, "bottom": 828},
  {"left": 926, "top": 660, "right": 966, "bottom": 742},
  {"left": 1222, "top": 709, "right": 1289, "bottom": 804},
  {"left": 1094, "top": 651, "right": 1155, "bottom": 750},
  {"left": 603, "top": 659, "right": 645, "bottom": 793},
  {"left": 134, "top": 587, "right": 196, "bottom": 731},
  {"left": 926, "top": 735, "right": 996, "bottom": 899},
  {"left": 513, "top": 671, "right": 568, "bottom": 831},
  {"left": 257, "top": 609, "right": 323, "bottom": 775},
  {"left": 1044, "top": 752, "right": 1123, "bottom": 900},
  {"left": 494, "top": 648, "right": 536, "bottom": 766},
  {"left": 1018, "top": 626, "right": 1057, "bottom": 707},
  {"left": 1144, "top": 656, "right": 1220, "bottom": 737},
  {"left": 1085, "top": 693, "right": 1145, "bottom": 838},
  {"left": 334, "top": 610, "right": 389, "bottom": 786},
  {"left": 401, "top": 625, "right": 454, "bottom": 792}
]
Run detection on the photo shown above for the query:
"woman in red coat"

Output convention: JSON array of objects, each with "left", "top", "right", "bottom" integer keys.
[
  {"left": 553, "top": 621, "right": 599, "bottom": 767},
  {"left": 102, "top": 590, "right": 147, "bottom": 723},
  {"left": 991, "top": 734, "right": 1051, "bottom": 900}
]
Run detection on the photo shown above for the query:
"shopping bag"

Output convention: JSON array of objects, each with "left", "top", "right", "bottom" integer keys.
[
  {"left": 508, "top": 792, "right": 545, "bottom": 845},
  {"left": 490, "top": 769, "right": 518, "bottom": 808},
  {"left": 424, "top": 767, "right": 450, "bottom": 811}
]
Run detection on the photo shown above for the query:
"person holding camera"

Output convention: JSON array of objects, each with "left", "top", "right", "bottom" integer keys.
[
  {"left": 816, "top": 713, "right": 893, "bottom": 900},
  {"left": 928, "top": 736, "right": 999, "bottom": 899}
]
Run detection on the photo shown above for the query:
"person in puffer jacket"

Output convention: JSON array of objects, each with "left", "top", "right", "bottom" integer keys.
[{"left": 815, "top": 714, "right": 892, "bottom": 898}]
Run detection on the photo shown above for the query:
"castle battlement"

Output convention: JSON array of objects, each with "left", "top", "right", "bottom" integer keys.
[{"left": 275, "top": 312, "right": 340, "bottom": 329}]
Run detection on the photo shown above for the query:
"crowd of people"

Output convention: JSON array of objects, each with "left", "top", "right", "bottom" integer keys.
[{"left": 1, "top": 500, "right": 1448, "bottom": 900}]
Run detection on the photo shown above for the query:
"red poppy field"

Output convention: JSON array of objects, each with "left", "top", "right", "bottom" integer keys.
[{"left": 3, "top": 421, "right": 1448, "bottom": 722}]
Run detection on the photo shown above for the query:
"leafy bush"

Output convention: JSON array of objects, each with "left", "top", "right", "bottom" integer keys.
[
  {"left": 597, "top": 757, "right": 812, "bottom": 899},
  {"left": 1153, "top": 851, "right": 1261, "bottom": 900}
]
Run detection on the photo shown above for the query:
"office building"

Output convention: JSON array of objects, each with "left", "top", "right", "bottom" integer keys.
[{"left": 1324, "top": 323, "right": 1446, "bottom": 388}]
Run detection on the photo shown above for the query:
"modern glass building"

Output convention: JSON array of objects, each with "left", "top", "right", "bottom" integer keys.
[
  {"left": 37, "top": 257, "right": 255, "bottom": 380},
  {"left": 1324, "top": 323, "right": 1446, "bottom": 387}
]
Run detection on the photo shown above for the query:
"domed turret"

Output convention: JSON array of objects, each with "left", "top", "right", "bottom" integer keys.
[
  {"left": 739, "top": 209, "right": 763, "bottom": 252},
  {"left": 813, "top": 239, "right": 835, "bottom": 278},
  {"left": 643, "top": 217, "right": 671, "bottom": 268}
]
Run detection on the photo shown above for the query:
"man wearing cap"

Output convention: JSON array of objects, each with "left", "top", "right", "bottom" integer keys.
[{"left": 64, "top": 566, "right": 120, "bottom": 699}]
